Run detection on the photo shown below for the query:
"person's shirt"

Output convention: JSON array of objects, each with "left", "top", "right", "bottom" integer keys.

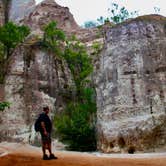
[{"left": 38, "top": 112, "right": 52, "bottom": 133}]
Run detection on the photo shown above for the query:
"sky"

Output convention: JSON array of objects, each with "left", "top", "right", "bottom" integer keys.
[{"left": 36, "top": 0, "right": 166, "bottom": 25}]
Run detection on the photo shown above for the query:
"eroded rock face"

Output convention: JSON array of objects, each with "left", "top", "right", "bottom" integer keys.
[
  {"left": 9, "top": 0, "right": 35, "bottom": 23},
  {"left": 23, "top": 0, "right": 79, "bottom": 33},
  {"left": 22, "top": 0, "right": 101, "bottom": 44},
  {"left": 0, "top": 0, "right": 100, "bottom": 144},
  {"left": 95, "top": 15, "right": 166, "bottom": 153},
  {"left": 0, "top": 37, "right": 74, "bottom": 143}
]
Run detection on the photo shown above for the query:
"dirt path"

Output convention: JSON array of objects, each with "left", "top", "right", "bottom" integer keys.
[
  {"left": 1, "top": 151, "right": 166, "bottom": 166},
  {"left": 0, "top": 143, "right": 166, "bottom": 166}
]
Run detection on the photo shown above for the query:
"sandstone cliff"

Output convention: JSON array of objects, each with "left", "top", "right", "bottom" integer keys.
[{"left": 95, "top": 15, "right": 166, "bottom": 153}]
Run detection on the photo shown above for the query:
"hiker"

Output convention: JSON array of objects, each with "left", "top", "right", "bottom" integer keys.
[{"left": 36, "top": 106, "right": 57, "bottom": 160}]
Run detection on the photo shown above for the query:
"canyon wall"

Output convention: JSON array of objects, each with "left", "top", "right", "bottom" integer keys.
[
  {"left": 1, "top": 0, "right": 166, "bottom": 153},
  {"left": 0, "top": 0, "right": 98, "bottom": 143},
  {"left": 95, "top": 15, "right": 166, "bottom": 153},
  {"left": 0, "top": 38, "right": 74, "bottom": 143}
]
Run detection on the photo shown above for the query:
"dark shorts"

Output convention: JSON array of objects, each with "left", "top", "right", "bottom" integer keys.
[{"left": 40, "top": 132, "right": 51, "bottom": 144}]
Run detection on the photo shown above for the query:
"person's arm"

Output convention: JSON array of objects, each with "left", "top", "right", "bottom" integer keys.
[{"left": 41, "top": 121, "right": 47, "bottom": 136}]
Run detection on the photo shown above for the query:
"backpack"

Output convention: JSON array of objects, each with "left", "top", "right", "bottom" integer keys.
[{"left": 34, "top": 115, "right": 41, "bottom": 132}]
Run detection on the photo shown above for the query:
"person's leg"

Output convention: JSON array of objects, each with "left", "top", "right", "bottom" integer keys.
[
  {"left": 42, "top": 142, "right": 46, "bottom": 155},
  {"left": 42, "top": 142, "right": 50, "bottom": 160},
  {"left": 47, "top": 142, "right": 52, "bottom": 155},
  {"left": 47, "top": 134, "right": 57, "bottom": 159},
  {"left": 41, "top": 132, "right": 50, "bottom": 160}
]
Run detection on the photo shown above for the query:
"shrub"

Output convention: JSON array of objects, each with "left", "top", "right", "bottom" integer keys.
[
  {"left": 54, "top": 88, "right": 97, "bottom": 151},
  {"left": 0, "top": 22, "right": 30, "bottom": 83},
  {"left": 0, "top": 101, "right": 10, "bottom": 111}
]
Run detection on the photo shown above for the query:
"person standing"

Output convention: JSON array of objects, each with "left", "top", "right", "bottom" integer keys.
[{"left": 38, "top": 106, "right": 57, "bottom": 160}]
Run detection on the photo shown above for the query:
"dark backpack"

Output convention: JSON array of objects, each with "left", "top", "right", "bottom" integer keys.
[{"left": 34, "top": 115, "right": 41, "bottom": 132}]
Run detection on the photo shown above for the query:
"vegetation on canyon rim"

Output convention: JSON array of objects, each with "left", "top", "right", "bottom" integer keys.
[
  {"left": 84, "top": 3, "right": 138, "bottom": 28},
  {"left": 83, "top": 2, "right": 161, "bottom": 28}
]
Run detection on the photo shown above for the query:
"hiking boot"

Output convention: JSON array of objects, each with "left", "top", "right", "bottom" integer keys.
[
  {"left": 43, "top": 154, "right": 50, "bottom": 160},
  {"left": 49, "top": 153, "right": 58, "bottom": 159}
]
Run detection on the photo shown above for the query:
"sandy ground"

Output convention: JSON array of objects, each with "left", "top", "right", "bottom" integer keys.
[{"left": 0, "top": 142, "right": 166, "bottom": 166}]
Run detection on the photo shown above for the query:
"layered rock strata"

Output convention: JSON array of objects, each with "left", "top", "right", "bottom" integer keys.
[
  {"left": 9, "top": 0, "right": 35, "bottom": 23},
  {"left": 23, "top": 0, "right": 79, "bottom": 33},
  {"left": 95, "top": 15, "right": 166, "bottom": 153},
  {"left": 0, "top": 0, "right": 100, "bottom": 143},
  {"left": 22, "top": 0, "right": 100, "bottom": 43},
  {"left": 0, "top": 37, "right": 74, "bottom": 143}
]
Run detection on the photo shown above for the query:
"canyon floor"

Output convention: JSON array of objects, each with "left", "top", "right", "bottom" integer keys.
[{"left": 0, "top": 142, "right": 166, "bottom": 166}]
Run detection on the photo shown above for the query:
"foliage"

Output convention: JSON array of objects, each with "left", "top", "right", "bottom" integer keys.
[
  {"left": 0, "top": 101, "right": 10, "bottom": 111},
  {"left": 109, "top": 3, "right": 138, "bottom": 24},
  {"left": 97, "top": 16, "right": 107, "bottom": 25},
  {"left": 42, "top": 21, "right": 65, "bottom": 57},
  {"left": 83, "top": 17, "right": 110, "bottom": 28},
  {"left": 0, "top": 22, "right": 30, "bottom": 57},
  {"left": 59, "top": 38, "right": 96, "bottom": 151},
  {"left": 42, "top": 21, "right": 97, "bottom": 151},
  {"left": 92, "top": 41, "right": 103, "bottom": 55},
  {"left": 0, "top": 22, "right": 30, "bottom": 83},
  {"left": 153, "top": 7, "right": 160, "bottom": 14},
  {"left": 83, "top": 21, "right": 98, "bottom": 28},
  {"left": 84, "top": 3, "right": 138, "bottom": 27},
  {"left": 43, "top": 22, "right": 93, "bottom": 92},
  {"left": 55, "top": 88, "right": 97, "bottom": 151},
  {"left": 64, "top": 38, "right": 93, "bottom": 94}
]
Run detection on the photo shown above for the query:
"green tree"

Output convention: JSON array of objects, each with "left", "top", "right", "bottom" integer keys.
[
  {"left": 84, "top": 21, "right": 98, "bottom": 28},
  {"left": 109, "top": 3, "right": 138, "bottom": 24},
  {"left": 43, "top": 21, "right": 65, "bottom": 57},
  {"left": 97, "top": 16, "right": 106, "bottom": 25},
  {"left": 55, "top": 88, "right": 97, "bottom": 151},
  {"left": 55, "top": 39, "right": 96, "bottom": 151},
  {"left": 0, "top": 22, "right": 30, "bottom": 58},
  {"left": 0, "top": 22, "right": 30, "bottom": 83},
  {"left": 64, "top": 38, "right": 93, "bottom": 95},
  {"left": 154, "top": 7, "right": 160, "bottom": 14}
]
